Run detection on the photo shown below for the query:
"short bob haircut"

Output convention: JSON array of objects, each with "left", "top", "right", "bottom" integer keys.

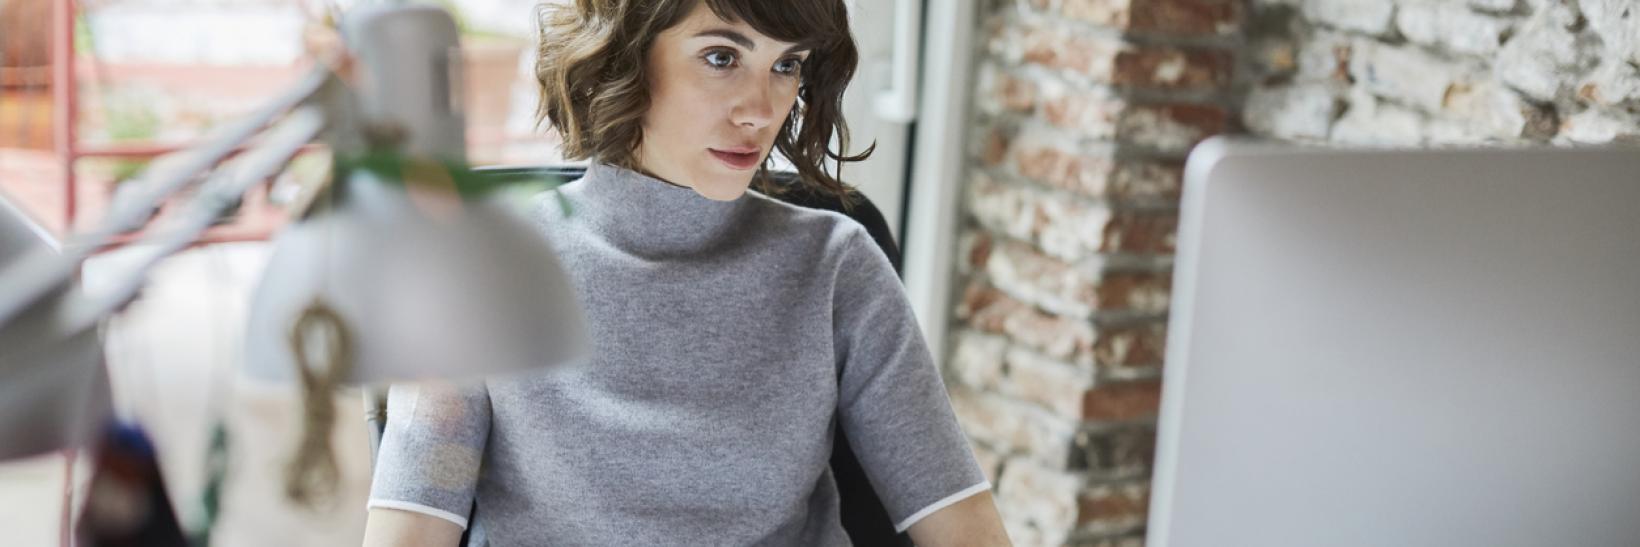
[{"left": 534, "top": 0, "right": 870, "bottom": 200}]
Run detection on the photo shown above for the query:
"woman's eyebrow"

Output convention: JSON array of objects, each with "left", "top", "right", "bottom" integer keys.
[{"left": 693, "top": 28, "right": 810, "bottom": 54}]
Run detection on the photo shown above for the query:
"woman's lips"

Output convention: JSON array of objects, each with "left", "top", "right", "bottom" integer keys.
[{"left": 709, "top": 148, "right": 761, "bottom": 170}]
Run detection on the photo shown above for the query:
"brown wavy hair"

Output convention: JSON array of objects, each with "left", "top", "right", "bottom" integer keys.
[{"left": 534, "top": 0, "right": 871, "bottom": 200}]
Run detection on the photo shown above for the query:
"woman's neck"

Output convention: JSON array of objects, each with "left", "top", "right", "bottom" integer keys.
[{"left": 570, "top": 162, "right": 753, "bottom": 257}]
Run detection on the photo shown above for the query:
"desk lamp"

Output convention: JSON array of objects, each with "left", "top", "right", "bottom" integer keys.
[{"left": 0, "top": 4, "right": 588, "bottom": 478}]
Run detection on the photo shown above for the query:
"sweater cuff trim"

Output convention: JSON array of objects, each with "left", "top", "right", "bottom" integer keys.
[
  {"left": 367, "top": 498, "right": 470, "bottom": 530},
  {"left": 893, "top": 481, "right": 992, "bottom": 533}
]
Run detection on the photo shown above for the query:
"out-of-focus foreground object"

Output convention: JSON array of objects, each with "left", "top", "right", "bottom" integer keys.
[
  {"left": 0, "top": 195, "right": 110, "bottom": 461},
  {"left": 1149, "top": 138, "right": 1640, "bottom": 547},
  {"left": 0, "top": 3, "right": 585, "bottom": 525},
  {"left": 243, "top": 3, "right": 586, "bottom": 386}
]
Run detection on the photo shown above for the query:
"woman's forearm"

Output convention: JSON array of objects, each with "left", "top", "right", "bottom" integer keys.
[
  {"left": 362, "top": 508, "right": 465, "bottom": 547},
  {"left": 906, "top": 490, "right": 1013, "bottom": 547}
]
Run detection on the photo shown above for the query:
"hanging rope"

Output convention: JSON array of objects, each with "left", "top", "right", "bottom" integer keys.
[{"left": 283, "top": 299, "right": 353, "bottom": 509}]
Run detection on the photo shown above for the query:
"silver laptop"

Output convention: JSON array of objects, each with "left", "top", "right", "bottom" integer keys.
[{"left": 1147, "top": 138, "right": 1640, "bottom": 547}]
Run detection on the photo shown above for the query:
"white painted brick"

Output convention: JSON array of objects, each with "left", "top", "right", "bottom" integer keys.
[
  {"left": 985, "top": 239, "right": 1100, "bottom": 318},
  {"left": 951, "top": 330, "right": 1010, "bottom": 391},
  {"left": 1579, "top": 60, "right": 1640, "bottom": 109},
  {"left": 1468, "top": 0, "right": 1520, "bottom": 13},
  {"left": 950, "top": 388, "right": 1081, "bottom": 469},
  {"left": 1349, "top": 39, "right": 1477, "bottom": 112},
  {"left": 1396, "top": 2, "right": 1513, "bottom": 56},
  {"left": 1001, "top": 346, "right": 1096, "bottom": 420},
  {"left": 1438, "top": 79, "right": 1552, "bottom": 140},
  {"left": 1243, "top": 83, "right": 1341, "bottom": 141},
  {"left": 997, "top": 457, "right": 1081, "bottom": 546},
  {"left": 967, "top": 172, "right": 1114, "bottom": 263},
  {"left": 1293, "top": 29, "right": 1357, "bottom": 82},
  {"left": 1581, "top": 0, "right": 1640, "bottom": 65},
  {"left": 1331, "top": 88, "right": 1426, "bottom": 146},
  {"left": 1304, "top": 0, "right": 1397, "bottom": 35},
  {"left": 1556, "top": 108, "right": 1640, "bottom": 144},
  {"left": 1495, "top": 0, "right": 1600, "bottom": 101}
]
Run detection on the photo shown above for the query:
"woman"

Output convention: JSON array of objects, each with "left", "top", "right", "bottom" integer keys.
[{"left": 363, "top": 1, "right": 1011, "bottom": 545}]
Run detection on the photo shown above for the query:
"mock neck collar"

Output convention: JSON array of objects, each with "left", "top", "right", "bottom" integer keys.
[{"left": 570, "top": 162, "right": 754, "bottom": 257}]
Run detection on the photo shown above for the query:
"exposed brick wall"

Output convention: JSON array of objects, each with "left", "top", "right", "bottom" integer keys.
[
  {"left": 1244, "top": 0, "right": 1640, "bottom": 144},
  {"left": 950, "top": 1, "right": 1240, "bottom": 545},
  {"left": 948, "top": 1, "right": 1637, "bottom": 546}
]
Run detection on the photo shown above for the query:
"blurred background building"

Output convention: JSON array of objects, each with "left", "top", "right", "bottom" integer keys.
[{"left": 1, "top": 0, "right": 1636, "bottom": 545}]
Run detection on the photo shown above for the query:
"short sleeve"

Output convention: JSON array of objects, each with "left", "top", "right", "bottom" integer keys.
[
  {"left": 831, "top": 225, "right": 991, "bottom": 532},
  {"left": 367, "top": 381, "right": 492, "bottom": 529}
]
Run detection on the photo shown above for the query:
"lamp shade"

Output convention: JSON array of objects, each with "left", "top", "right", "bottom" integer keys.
[
  {"left": 243, "top": 171, "right": 587, "bottom": 384},
  {"left": 0, "top": 198, "right": 111, "bottom": 460}
]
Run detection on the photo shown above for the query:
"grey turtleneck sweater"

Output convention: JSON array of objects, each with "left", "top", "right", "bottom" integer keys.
[{"left": 368, "top": 163, "right": 988, "bottom": 545}]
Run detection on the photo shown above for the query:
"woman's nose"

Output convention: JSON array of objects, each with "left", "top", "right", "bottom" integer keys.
[{"left": 730, "top": 77, "right": 778, "bottom": 129}]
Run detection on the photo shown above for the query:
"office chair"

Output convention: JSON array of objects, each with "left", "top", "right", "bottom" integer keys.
[{"left": 363, "top": 165, "right": 911, "bottom": 546}]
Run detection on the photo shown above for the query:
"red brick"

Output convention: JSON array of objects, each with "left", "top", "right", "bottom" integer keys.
[
  {"left": 1009, "top": 138, "right": 1183, "bottom": 203},
  {"left": 1076, "top": 482, "right": 1151, "bottom": 533},
  {"left": 1019, "top": 28, "right": 1122, "bottom": 77},
  {"left": 967, "top": 172, "right": 1113, "bottom": 262},
  {"left": 1102, "top": 211, "right": 1178, "bottom": 254},
  {"left": 981, "top": 238, "right": 1172, "bottom": 318},
  {"left": 996, "top": 456, "right": 1082, "bottom": 543},
  {"left": 950, "top": 388, "right": 1080, "bottom": 469},
  {"left": 1075, "top": 427, "right": 1156, "bottom": 475},
  {"left": 1060, "top": 0, "right": 1131, "bottom": 28},
  {"left": 1112, "top": 160, "right": 1184, "bottom": 202},
  {"left": 956, "top": 275, "right": 1169, "bottom": 370},
  {"left": 995, "top": 71, "right": 1040, "bottom": 113},
  {"left": 1129, "top": 0, "right": 1242, "bottom": 35},
  {"left": 1013, "top": 140, "right": 1120, "bottom": 198},
  {"left": 1117, "top": 103, "right": 1230, "bottom": 151},
  {"left": 1081, "top": 380, "right": 1163, "bottom": 421},
  {"left": 957, "top": 281, "right": 1097, "bottom": 362},
  {"left": 951, "top": 329, "right": 1009, "bottom": 390},
  {"left": 1030, "top": 95, "right": 1228, "bottom": 154},
  {"left": 1003, "top": 347, "right": 1096, "bottom": 418},
  {"left": 985, "top": 240, "right": 1103, "bottom": 318},
  {"left": 1092, "top": 322, "right": 1168, "bottom": 368},
  {"left": 1060, "top": 0, "right": 1241, "bottom": 36},
  {"left": 1094, "top": 272, "right": 1172, "bottom": 314},
  {"left": 962, "top": 230, "right": 996, "bottom": 272},
  {"left": 1113, "top": 47, "right": 1233, "bottom": 90},
  {"left": 1041, "top": 91, "right": 1125, "bottom": 137},
  {"left": 980, "top": 127, "right": 1011, "bottom": 167},
  {"left": 987, "top": 16, "right": 1234, "bottom": 89}
]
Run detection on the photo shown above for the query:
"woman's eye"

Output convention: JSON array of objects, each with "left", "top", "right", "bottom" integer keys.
[
  {"left": 774, "top": 58, "right": 803, "bottom": 76},
  {"left": 703, "top": 50, "right": 737, "bottom": 69}
]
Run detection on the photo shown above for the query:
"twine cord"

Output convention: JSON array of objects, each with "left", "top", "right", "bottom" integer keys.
[{"left": 283, "top": 299, "right": 352, "bottom": 509}]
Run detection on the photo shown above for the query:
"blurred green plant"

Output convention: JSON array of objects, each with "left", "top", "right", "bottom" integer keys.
[
  {"left": 103, "top": 98, "right": 162, "bottom": 183},
  {"left": 73, "top": 13, "right": 92, "bottom": 57}
]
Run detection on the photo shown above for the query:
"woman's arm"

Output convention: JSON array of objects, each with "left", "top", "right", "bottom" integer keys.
[
  {"left": 362, "top": 508, "right": 464, "bottom": 547},
  {"left": 827, "top": 225, "right": 1011, "bottom": 544},
  {"left": 906, "top": 490, "right": 1012, "bottom": 547},
  {"left": 365, "top": 382, "right": 490, "bottom": 546}
]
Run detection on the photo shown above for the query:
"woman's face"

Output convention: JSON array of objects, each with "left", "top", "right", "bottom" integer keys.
[{"left": 635, "top": 2, "right": 810, "bottom": 201}]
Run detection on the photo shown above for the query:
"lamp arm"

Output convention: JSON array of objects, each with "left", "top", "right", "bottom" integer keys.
[
  {"left": 63, "top": 106, "right": 329, "bottom": 333},
  {"left": 0, "top": 66, "right": 333, "bottom": 325}
]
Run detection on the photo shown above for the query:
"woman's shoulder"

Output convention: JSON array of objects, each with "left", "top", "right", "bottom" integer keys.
[{"left": 741, "top": 190, "right": 878, "bottom": 252}]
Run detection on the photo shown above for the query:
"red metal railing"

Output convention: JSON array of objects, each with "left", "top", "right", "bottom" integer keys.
[{"left": 52, "top": 0, "right": 77, "bottom": 230}]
